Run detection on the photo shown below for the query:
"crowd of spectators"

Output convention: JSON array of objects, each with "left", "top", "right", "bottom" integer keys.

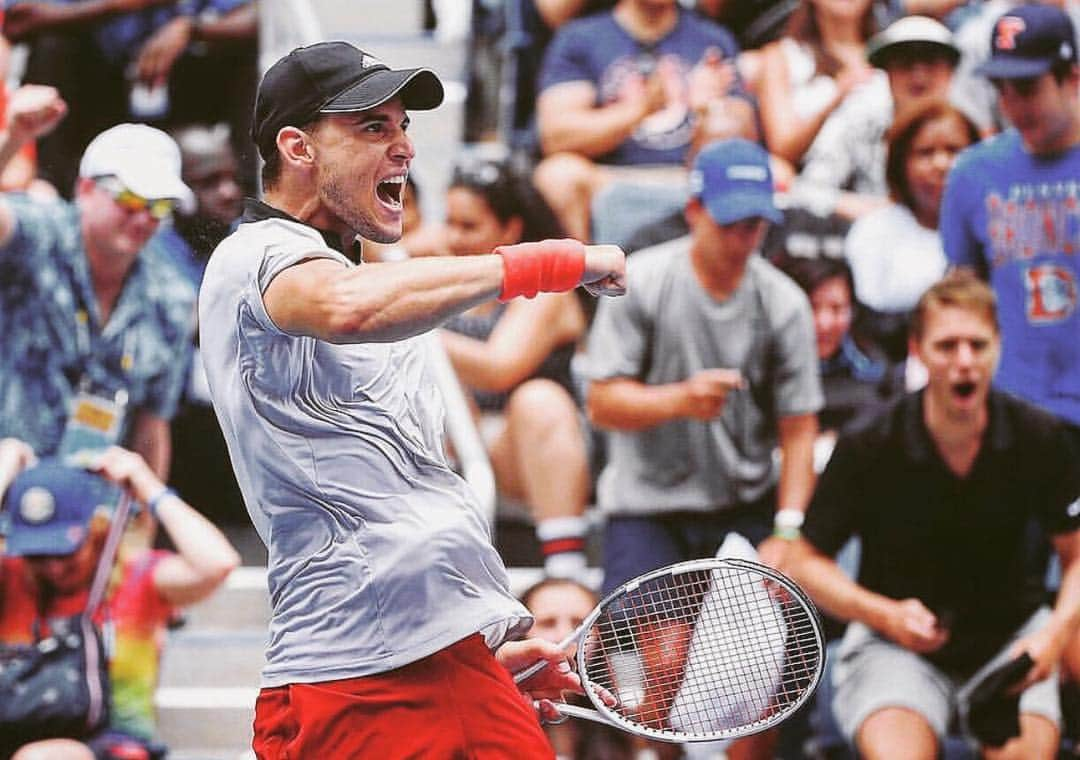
[
  {"left": 0, "top": 0, "right": 1078, "bottom": 758},
  {"left": 463, "top": 2, "right": 1080, "bottom": 758}
]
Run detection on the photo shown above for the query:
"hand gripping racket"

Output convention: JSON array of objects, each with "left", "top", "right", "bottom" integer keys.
[{"left": 514, "top": 557, "right": 825, "bottom": 743}]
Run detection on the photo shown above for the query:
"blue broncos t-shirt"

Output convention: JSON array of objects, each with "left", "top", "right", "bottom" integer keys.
[
  {"left": 539, "top": 9, "right": 744, "bottom": 167},
  {"left": 940, "top": 130, "right": 1080, "bottom": 426}
]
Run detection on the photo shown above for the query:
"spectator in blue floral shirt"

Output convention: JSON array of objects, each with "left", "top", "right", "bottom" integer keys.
[{"left": 0, "top": 105, "right": 196, "bottom": 479}]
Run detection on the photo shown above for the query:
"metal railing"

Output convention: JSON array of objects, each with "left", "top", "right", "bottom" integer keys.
[{"left": 423, "top": 333, "right": 498, "bottom": 525}]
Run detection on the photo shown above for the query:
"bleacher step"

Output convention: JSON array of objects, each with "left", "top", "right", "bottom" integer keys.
[
  {"left": 159, "top": 630, "right": 266, "bottom": 687},
  {"left": 155, "top": 692, "right": 255, "bottom": 757},
  {"left": 181, "top": 567, "right": 270, "bottom": 630},
  {"left": 169, "top": 750, "right": 252, "bottom": 760}
]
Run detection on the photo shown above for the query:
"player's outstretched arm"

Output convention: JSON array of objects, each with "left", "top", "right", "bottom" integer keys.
[
  {"left": 579, "top": 243, "right": 626, "bottom": 297},
  {"left": 264, "top": 240, "right": 625, "bottom": 344}
]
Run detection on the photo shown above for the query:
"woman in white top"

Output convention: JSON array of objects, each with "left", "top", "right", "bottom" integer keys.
[
  {"left": 844, "top": 98, "right": 979, "bottom": 359},
  {"left": 756, "top": 0, "right": 879, "bottom": 167}
]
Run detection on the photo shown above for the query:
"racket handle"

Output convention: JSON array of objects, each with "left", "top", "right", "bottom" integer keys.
[
  {"left": 513, "top": 658, "right": 550, "bottom": 684},
  {"left": 512, "top": 623, "right": 583, "bottom": 684}
]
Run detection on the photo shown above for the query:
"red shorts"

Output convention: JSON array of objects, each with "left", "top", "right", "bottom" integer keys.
[{"left": 252, "top": 634, "right": 556, "bottom": 759}]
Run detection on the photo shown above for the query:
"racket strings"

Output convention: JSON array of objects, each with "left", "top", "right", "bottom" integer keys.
[
  {"left": 673, "top": 572, "right": 792, "bottom": 727},
  {"left": 585, "top": 573, "right": 706, "bottom": 727},
  {"left": 580, "top": 566, "right": 823, "bottom": 740}
]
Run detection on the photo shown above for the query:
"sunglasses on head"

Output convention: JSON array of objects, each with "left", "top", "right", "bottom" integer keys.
[
  {"left": 450, "top": 159, "right": 512, "bottom": 190},
  {"left": 94, "top": 176, "right": 177, "bottom": 220}
]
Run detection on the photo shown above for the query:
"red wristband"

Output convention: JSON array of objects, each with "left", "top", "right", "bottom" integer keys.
[{"left": 496, "top": 239, "right": 586, "bottom": 302}]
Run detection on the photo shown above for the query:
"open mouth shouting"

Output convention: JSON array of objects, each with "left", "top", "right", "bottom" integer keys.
[
  {"left": 377, "top": 173, "right": 406, "bottom": 211},
  {"left": 951, "top": 381, "right": 977, "bottom": 401}
]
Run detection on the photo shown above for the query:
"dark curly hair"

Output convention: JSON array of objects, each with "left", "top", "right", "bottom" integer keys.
[{"left": 449, "top": 157, "right": 565, "bottom": 243}]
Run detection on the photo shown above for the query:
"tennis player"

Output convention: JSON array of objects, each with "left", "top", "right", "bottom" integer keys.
[{"left": 198, "top": 41, "right": 625, "bottom": 759}]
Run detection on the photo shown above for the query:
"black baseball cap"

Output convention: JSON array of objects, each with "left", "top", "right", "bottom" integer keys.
[
  {"left": 976, "top": 4, "right": 1077, "bottom": 79},
  {"left": 252, "top": 41, "right": 444, "bottom": 160}
]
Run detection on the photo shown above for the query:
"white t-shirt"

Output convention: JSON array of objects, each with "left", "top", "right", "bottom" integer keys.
[
  {"left": 845, "top": 203, "right": 947, "bottom": 313},
  {"left": 779, "top": 37, "right": 840, "bottom": 122},
  {"left": 199, "top": 202, "right": 530, "bottom": 687}
]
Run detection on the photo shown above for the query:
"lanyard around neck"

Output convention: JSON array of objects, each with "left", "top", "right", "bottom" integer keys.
[{"left": 75, "top": 309, "right": 136, "bottom": 379}]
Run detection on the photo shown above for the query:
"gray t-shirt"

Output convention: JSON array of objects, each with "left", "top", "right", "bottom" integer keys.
[
  {"left": 199, "top": 211, "right": 530, "bottom": 687},
  {"left": 585, "top": 236, "right": 823, "bottom": 514}
]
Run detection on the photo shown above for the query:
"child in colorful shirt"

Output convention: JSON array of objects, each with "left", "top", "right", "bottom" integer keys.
[{"left": 0, "top": 440, "right": 240, "bottom": 759}]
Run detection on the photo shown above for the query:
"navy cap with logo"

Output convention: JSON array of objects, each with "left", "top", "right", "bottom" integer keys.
[
  {"left": 976, "top": 3, "right": 1077, "bottom": 79},
  {"left": 2, "top": 461, "right": 120, "bottom": 557},
  {"left": 689, "top": 139, "right": 783, "bottom": 226},
  {"left": 252, "top": 41, "right": 445, "bottom": 161}
]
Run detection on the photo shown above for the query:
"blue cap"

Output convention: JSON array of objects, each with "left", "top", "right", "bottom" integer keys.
[
  {"left": 689, "top": 139, "right": 782, "bottom": 226},
  {"left": 976, "top": 4, "right": 1077, "bottom": 79},
  {"left": 2, "top": 461, "right": 120, "bottom": 556}
]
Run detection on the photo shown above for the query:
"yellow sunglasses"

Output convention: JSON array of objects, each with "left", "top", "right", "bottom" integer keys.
[{"left": 95, "top": 176, "right": 177, "bottom": 220}]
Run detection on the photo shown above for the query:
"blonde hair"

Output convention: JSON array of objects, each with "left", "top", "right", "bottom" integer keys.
[{"left": 910, "top": 269, "right": 998, "bottom": 340}]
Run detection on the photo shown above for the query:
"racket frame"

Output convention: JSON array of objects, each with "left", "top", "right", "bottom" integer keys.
[{"left": 519, "top": 557, "right": 826, "bottom": 743}]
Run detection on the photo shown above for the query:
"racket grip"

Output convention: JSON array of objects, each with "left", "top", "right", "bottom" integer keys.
[
  {"left": 513, "top": 623, "right": 583, "bottom": 684},
  {"left": 513, "top": 658, "right": 551, "bottom": 684}
]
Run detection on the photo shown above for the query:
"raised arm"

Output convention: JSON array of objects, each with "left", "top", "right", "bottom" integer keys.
[
  {"left": 0, "top": 438, "right": 35, "bottom": 588},
  {"left": 263, "top": 242, "right": 625, "bottom": 344},
  {"left": 0, "top": 85, "right": 67, "bottom": 245},
  {"left": 92, "top": 447, "right": 240, "bottom": 607},
  {"left": 0, "top": 438, "right": 36, "bottom": 497},
  {"left": 266, "top": 254, "right": 500, "bottom": 343}
]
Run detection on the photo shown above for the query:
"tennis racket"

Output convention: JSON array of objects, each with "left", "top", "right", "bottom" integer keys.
[{"left": 514, "top": 557, "right": 825, "bottom": 743}]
